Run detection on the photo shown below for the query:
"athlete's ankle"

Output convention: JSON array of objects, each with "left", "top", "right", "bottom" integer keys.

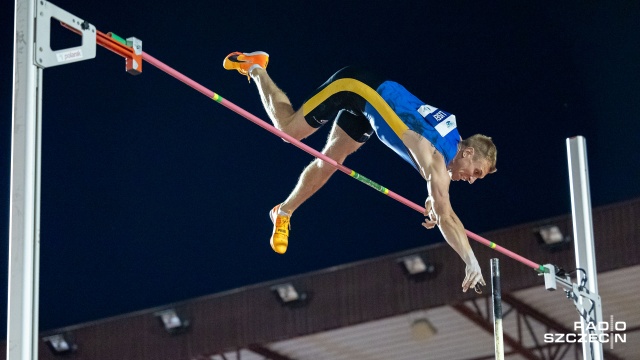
[
  {"left": 278, "top": 204, "right": 293, "bottom": 216},
  {"left": 249, "top": 65, "right": 263, "bottom": 79}
]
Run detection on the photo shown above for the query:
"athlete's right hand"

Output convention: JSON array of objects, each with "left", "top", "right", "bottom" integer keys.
[{"left": 422, "top": 196, "right": 437, "bottom": 229}]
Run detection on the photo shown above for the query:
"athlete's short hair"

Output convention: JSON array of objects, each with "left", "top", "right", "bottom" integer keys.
[{"left": 461, "top": 134, "right": 497, "bottom": 173}]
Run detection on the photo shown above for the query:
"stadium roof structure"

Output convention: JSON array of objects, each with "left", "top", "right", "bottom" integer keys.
[{"left": 4, "top": 198, "right": 638, "bottom": 360}]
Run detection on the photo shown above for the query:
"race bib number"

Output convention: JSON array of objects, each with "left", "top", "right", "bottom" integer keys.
[{"left": 417, "top": 104, "right": 457, "bottom": 137}]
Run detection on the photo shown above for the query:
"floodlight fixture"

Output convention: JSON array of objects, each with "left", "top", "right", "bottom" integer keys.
[
  {"left": 154, "top": 308, "right": 190, "bottom": 334},
  {"left": 43, "top": 333, "right": 77, "bottom": 354},
  {"left": 534, "top": 224, "right": 571, "bottom": 251},
  {"left": 398, "top": 254, "right": 437, "bottom": 280},
  {"left": 410, "top": 318, "right": 437, "bottom": 341},
  {"left": 271, "top": 283, "right": 309, "bottom": 307}
]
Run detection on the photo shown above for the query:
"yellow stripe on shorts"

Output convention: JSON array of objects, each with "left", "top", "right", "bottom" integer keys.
[{"left": 302, "top": 78, "right": 409, "bottom": 137}]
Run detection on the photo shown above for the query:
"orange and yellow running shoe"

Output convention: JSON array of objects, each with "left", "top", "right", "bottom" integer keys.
[
  {"left": 269, "top": 204, "right": 291, "bottom": 254},
  {"left": 223, "top": 51, "right": 269, "bottom": 80}
]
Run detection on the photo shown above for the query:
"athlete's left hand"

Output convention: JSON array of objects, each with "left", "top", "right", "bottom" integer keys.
[{"left": 463, "top": 256, "right": 486, "bottom": 293}]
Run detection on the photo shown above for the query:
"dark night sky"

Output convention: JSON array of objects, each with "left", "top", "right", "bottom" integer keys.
[{"left": 2, "top": 0, "right": 639, "bottom": 338}]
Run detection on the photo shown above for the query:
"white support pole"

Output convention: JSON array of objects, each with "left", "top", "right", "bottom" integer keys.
[
  {"left": 566, "top": 136, "right": 603, "bottom": 360},
  {"left": 9, "top": 2, "right": 97, "bottom": 358},
  {"left": 8, "top": 0, "right": 42, "bottom": 359}
]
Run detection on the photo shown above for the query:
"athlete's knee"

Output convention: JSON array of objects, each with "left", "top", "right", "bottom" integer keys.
[
  {"left": 278, "top": 111, "right": 316, "bottom": 141},
  {"left": 323, "top": 137, "right": 361, "bottom": 163},
  {"left": 280, "top": 123, "right": 306, "bottom": 141}
]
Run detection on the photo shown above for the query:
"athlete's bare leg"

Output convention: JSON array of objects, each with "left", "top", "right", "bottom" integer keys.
[
  {"left": 250, "top": 67, "right": 316, "bottom": 141},
  {"left": 279, "top": 122, "right": 364, "bottom": 214}
]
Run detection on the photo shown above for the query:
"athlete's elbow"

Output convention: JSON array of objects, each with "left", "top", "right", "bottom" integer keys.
[{"left": 432, "top": 195, "right": 453, "bottom": 218}]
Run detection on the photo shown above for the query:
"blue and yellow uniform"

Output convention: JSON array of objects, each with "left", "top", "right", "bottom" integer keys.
[{"left": 302, "top": 66, "right": 461, "bottom": 170}]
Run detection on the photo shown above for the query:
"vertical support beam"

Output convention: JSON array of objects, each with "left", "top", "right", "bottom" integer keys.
[
  {"left": 8, "top": 0, "right": 42, "bottom": 359},
  {"left": 451, "top": 303, "right": 539, "bottom": 360},
  {"left": 566, "top": 136, "right": 603, "bottom": 360},
  {"left": 491, "top": 259, "right": 504, "bottom": 360}
]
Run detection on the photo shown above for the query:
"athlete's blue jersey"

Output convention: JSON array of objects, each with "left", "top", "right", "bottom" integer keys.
[{"left": 364, "top": 81, "right": 461, "bottom": 170}]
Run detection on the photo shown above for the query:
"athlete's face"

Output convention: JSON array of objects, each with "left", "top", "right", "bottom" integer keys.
[{"left": 449, "top": 148, "right": 490, "bottom": 184}]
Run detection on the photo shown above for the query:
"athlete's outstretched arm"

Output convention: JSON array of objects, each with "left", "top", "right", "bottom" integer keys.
[
  {"left": 426, "top": 164, "right": 485, "bottom": 292},
  {"left": 402, "top": 131, "right": 485, "bottom": 293}
]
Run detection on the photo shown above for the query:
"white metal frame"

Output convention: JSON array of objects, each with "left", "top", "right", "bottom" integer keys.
[
  {"left": 566, "top": 136, "right": 603, "bottom": 360},
  {"left": 9, "top": 1, "right": 95, "bottom": 359}
]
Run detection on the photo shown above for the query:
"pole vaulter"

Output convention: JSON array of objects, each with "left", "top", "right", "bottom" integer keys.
[{"left": 141, "top": 49, "right": 548, "bottom": 274}]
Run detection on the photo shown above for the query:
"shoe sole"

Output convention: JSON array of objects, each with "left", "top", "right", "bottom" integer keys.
[
  {"left": 240, "top": 51, "right": 269, "bottom": 58},
  {"left": 226, "top": 51, "right": 269, "bottom": 64}
]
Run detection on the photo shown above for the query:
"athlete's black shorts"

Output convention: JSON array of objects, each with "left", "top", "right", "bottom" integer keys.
[{"left": 302, "top": 66, "right": 384, "bottom": 143}]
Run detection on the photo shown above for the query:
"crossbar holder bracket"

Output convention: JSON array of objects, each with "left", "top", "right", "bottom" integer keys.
[{"left": 35, "top": 0, "right": 97, "bottom": 68}]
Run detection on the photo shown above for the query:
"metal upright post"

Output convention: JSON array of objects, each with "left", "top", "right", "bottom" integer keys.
[
  {"left": 490, "top": 259, "right": 504, "bottom": 360},
  {"left": 566, "top": 136, "right": 603, "bottom": 360},
  {"left": 8, "top": 0, "right": 41, "bottom": 359},
  {"left": 9, "top": 2, "right": 97, "bottom": 359}
]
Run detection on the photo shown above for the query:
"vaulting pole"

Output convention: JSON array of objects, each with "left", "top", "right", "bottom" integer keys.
[{"left": 491, "top": 258, "right": 504, "bottom": 360}]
